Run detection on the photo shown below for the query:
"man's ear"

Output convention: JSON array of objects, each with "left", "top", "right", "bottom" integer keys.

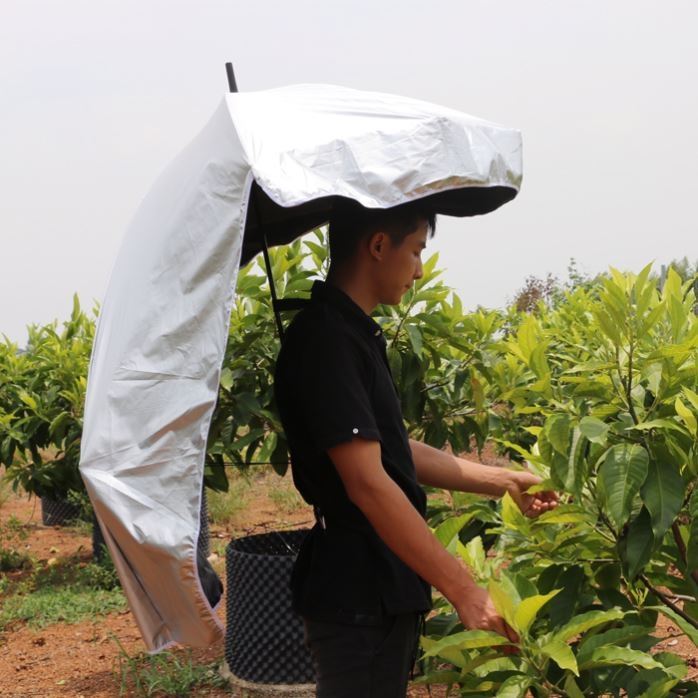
[{"left": 369, "top": 231, "right": 387, "bottom": 260}]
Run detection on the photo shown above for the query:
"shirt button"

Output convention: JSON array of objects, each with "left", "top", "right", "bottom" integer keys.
[{"left": 352, "top": 428, "right": 359, "bottom": 434}]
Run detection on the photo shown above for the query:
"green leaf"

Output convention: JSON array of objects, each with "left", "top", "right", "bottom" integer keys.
[
  {"left": 577, "top": 625, "right": 651, "bottom": 664},
  {"left": 675, "top": 397, "right": 697, "bottom": 436},
  {"left": 539, "top": 639, "right": 579, "bottom": 675},
  {"left": 636, "top": 660, "right": 687, "bottom": 698},
  {"left": 48, "top": 411, "right": 71, "bottom": 439},
  {"left": 620, "top": 507, "right": 654, "bottom": 580},
  {"left": 419, "top": 636, "right": 467, "bottom": 668},
  {"left": 530, "top": 344, "right": 550, "bottom": 380},
  {"left": 683, "top": 386, "right": 698, "bottom": 413},
  {"left": 668, "top": 293, "right": 687, "bottom": 340},
  {"left": 513, "top": 589, "right": 561, "bottom": 634},
  {"left": 460, "top": 536, "right": 486, "bottom": 578},
  {"left": 230, "top": 428, "right": 265, "bottom": 451},
  {"left": 598, "top": 444, "right": 649, "bottom": 529},
  {"left": 578, "top": 645, "right": 664, "bottom": 671},
  {"left": 532, "top": 506, "right": 588, "bottom": 525},
  {"left": 488, "top": 576, "right": 518, "bottom": 630},
  {"left": 406, "top": 324, "right": 423, "bottom": 357},
  {"left": 219, "top": 367, "right": 234, "bottom": 391},
  {"left": 564, "top": 674, "right": 585, "bottom": 698},
  {"left": 641, "top": 457, "right": 685, "bottom": 542},
  {"left": 565, "top": 426, "right": 586, "bottom": 495},
  {"left": 500, "top": 491, "right": 530, "bottom": 533},
  {"left": 516, "top": 315, "right": 539, "bottom": 364},
  {"left": 579, "top": 416, "right": 610, "bottom": 444},
  {"left": 546, "top": 414, "right": 570, "bottom": 455},
  {"left": 552, "top": 608, "right": 625, "bottom": 643},
  {"left": 629, "top": 419, "right": 686, "bottom": 434},
  {"left": 434, "top": 512, "right": 475, "bottom": 547},
  {"left": 18, "top": 391, "right": 37, "bottom": 410},
  {"left": 595, "top": 308, "right": 621, "bottom": 345},
  {"left": 648, "top": 605, "right": 698, "bottom": 647},
  {"left": 421, "top": 629, "right": 511, "bottom": 657},
  {"left": 496, "top": 674, "right": 531, "bottom": 698}
]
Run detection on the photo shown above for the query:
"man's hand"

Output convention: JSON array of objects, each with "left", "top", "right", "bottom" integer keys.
[
  {"left": 505, "top": 470, "right": 559, "bottom": 518},
  {"left": 409, "top": 439, "right": 560, "bottom": 518},
  {"left": 454, "top": 585, "right": 519, "bottom": 649}
]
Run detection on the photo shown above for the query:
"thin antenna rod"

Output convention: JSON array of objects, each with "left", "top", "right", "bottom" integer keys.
[
  {"left": 261, "top": 232, "right": 286, "bottom": 341},
  {"left": 225, "top": 62, "right": 238, "bottom": 93}
]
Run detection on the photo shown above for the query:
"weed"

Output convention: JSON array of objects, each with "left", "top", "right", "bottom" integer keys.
[
  {"left": 113, "top": 635, "right": 229, "bottom": 697},
  {"left": 0, "top": 514, "right": 32, "bottom": 573},
  {"left": 78, "top": 555, "right": 121, "bottom": 591},
  {"left": 207, "top": 471, "right": 251, "bottom": 525},
  {"left": 268, "top": 480, "right": 303, "bottom": 514},
  {"left": 67, "top": 516, "right": 94, "bottom": 537},
  {"left": 0, "top": 547, "right": 31, "bottom": 572},
  {"left": 0, "top": 586, "right": 125, "bottom": 630}
]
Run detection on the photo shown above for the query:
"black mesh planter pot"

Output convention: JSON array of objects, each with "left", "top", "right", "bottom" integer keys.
[
  {"left": 41, "top": 496, "right": 81, "bottom": 526},
  {"left": 225, "top": 529, "right": 315, "bottom": 687},
  {"left": 197, "top": 487, "right": 210, "bottom": 560}
]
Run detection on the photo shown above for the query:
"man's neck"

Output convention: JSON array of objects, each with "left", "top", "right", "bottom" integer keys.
[{"left": 326, "top": 274, "right": 377, "bottom": 316}]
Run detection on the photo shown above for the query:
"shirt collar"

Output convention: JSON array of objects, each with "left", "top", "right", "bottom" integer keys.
[{"left": 311, "top": 280, "right": 385, "bottom": 342}]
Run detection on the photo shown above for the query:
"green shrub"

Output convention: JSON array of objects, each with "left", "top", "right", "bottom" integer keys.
[
  {"left": 420, "top": 264, "right": 698, "bottom": 695},
  {"left": 1, "top": 295, "right": 96, "bottom": 501}
]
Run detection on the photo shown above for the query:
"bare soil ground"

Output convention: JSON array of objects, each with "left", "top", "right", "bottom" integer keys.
[{"left": 1, "top": 447, "right": 696, "bottom": 697}]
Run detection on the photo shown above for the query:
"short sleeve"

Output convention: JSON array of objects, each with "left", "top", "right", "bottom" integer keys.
[{"left": 298, "top": 329, "right": 381, "bottom": 453}]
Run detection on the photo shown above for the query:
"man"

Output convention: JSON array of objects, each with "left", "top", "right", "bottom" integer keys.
[{"left": 273, "top": 199, "right": 557, "bottom": 698}]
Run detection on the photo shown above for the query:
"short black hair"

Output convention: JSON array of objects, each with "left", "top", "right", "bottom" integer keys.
[{"left": 327, "top": 198, "right": 437, "bottom": 270}]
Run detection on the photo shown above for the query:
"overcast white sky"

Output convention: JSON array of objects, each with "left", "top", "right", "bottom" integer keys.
[{"left": 1, "top": 0, "right": 695, "bottom": 345}]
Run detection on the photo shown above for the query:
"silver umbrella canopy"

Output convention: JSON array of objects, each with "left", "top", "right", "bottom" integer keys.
[{"left": 79, "top": 79, "right": 522, "bottom": 651}]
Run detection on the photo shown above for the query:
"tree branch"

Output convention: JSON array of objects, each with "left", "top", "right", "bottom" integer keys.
[
  {"left": 640, "top": 574, "right": 698, "bottom": 630},
  {"left": 672, "top": 521, "right": 698, "bottom": 586}
]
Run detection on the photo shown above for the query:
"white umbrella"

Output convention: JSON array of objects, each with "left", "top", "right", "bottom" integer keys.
[{"left": 79, "top": 81, "right": 522, "bottom": 652}]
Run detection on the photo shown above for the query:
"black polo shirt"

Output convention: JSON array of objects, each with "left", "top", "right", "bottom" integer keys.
[{"left": 273, "top": 280, "right": 431, "bottom": 625}]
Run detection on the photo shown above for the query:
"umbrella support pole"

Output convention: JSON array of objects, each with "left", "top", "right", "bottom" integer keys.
[{"left": 260, "top": 230, "right": 286, "bottom": 342}]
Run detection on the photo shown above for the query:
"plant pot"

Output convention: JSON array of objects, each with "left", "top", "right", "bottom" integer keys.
[
  {"left": 197, "top": 487, "right": 210, "bottom": 560},
  {"left": 40, "top": 495, "right": 81, "bottom": 526},
  {"left": 225, "top": 529, "right": 314, "bottom": 687}
]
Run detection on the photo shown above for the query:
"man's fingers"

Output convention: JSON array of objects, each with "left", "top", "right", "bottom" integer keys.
[{"left": 491, "top": 616, "right": 519, "bottom": 645}]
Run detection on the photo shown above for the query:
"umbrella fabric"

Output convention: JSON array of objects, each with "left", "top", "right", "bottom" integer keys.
[{"left": 79, "top": 84, "right": 522, "bottom": 651}]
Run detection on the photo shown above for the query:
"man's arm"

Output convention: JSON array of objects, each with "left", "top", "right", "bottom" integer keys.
[
  {"left": 327, "top": 437, "right": 518, "bottom": 642},
  {"left": 409, "top": 439, "right": 558, "bottom": 517}
]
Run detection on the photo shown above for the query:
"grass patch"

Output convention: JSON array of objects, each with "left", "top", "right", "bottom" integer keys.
[
  {"left": 268, "top": 479, "right": 303, "bottom": 514},
  {"left": 207, "top": 471, "right": 251, "bottom": 525},
  {"left": 114, "top": 637, "right": 229, "bottom": 697},
  {"left": 0, "top": 543, "right": 124, "bottom": 630},
  {"left": 0, "top": 586, "right": 126, "bottom": 629}
]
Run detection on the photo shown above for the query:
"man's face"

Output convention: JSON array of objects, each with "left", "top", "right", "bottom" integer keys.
[{"left": 376, "top": 220, "right": 428, "bottom": 305}]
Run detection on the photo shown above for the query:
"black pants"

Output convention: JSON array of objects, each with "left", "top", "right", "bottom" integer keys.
[{"left": 303, "top": 613, "right": 420, "bottom": 698}]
